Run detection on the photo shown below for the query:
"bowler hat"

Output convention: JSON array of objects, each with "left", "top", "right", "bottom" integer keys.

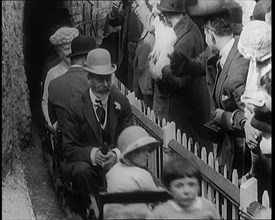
[
  {"left": 67, "top": 35, "right": 97, "bottom": 58},
  {"left": 157, "top": 0, "right": 185, "bottom": 13},
  {"left": 84, "top": 48, "right": 117, "bottom": 75},
  {"left": 118, "top": 126, "right": 160, "bottom": 160}
]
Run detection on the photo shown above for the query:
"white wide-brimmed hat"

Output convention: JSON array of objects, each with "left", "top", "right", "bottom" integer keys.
[
  {"left": 84, "top": 48, "right": 117, "bottom": 75},
  {"left": 118, "top": 126, "right": 160, "bottom": 159}
]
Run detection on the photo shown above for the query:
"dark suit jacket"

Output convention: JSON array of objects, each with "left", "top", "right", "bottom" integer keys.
[
  {"left": 48, "top": 66, "right": 90, "bottom": 130},
  {"left": 212, "top": 37, "right": 249, "bottom": 132},
  {"left": 62, "top": 86, "right": 134, "bottom": 176}
]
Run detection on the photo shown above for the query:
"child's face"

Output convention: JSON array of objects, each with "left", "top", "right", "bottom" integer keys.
[{"left": 169, "top": 177, "right": 200, "bottom": 208}]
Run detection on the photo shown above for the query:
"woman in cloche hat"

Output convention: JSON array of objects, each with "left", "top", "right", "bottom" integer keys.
[{"left": 104, "top": 126, "right": 164, "bottom": 219}]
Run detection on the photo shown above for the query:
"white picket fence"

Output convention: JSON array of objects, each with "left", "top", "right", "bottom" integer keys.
[{"left": 113, "top": 78, "right": 270, "bottom": 219}]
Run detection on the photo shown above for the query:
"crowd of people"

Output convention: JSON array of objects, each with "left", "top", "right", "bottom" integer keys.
[{"left": 40, "top": 0, "right": 271, "bottom": 219}]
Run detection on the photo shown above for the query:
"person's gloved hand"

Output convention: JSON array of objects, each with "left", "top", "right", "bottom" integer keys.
[
  {"left": 102, "top": 151, "right": 117, "bottom": 170},
  {"left": 95, "top": 150, "right": 109, "bottom": 166}
]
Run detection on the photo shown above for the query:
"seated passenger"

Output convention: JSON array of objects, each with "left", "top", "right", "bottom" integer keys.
[
  {"left": 105, "top": 126, "right": 164, "bottom": 219},
  {"left": 147, "top": 157, "right": 221, "bottom": 219},
  {"left": 61, "top": 48, "right": 134, "bottom": 217},
  {"left": 42, "top": 27, "right": 79, "bottom": 131},
  {"left": 48, "top": 35, "right": 97, "bottom": 131}
]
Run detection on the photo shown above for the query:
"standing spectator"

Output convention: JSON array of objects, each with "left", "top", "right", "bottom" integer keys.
[
  {"left": 238, "top": 20, "right": 271, "bottom": 202},
  {"left": 105, "top": 126, "right": 164, "bottom": 219},
  {"left": 41, "top": 27, "right": 79, "bottom": 131},
  {"left": 171, "top": 0, "right": 255, "bottom": 177},
  {"left": 147, "top": 157, "right": 220, "bottom": 219},
  {"left": 108, "top": 0, "right": 144, "bottom": 91},
  {"left": 61, "top": 48, "right": 134, "bottom": 217},
  {"left": 48, "top": 35, "right": 97, "bottom": 131},
  {"left": 139, "top": 0, "right": 210, "bottom": 146}
]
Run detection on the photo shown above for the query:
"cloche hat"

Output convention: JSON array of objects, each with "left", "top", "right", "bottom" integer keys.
[
  {"left": 118, "top": 126, "right": 160, "bottom": 160},
  {"left": 67, "top": 35, "right": 97, "bottom": 58},
  {"left": 84, "top": 48, "right": 117, "bottom": 75}
]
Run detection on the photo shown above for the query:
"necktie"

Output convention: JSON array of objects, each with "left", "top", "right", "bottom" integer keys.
[
  {"left": 216, "top": 56, "right": 222, "bottom": 77},
  {"left": 95, "top": 99, "right": 105, "bottom": 125}
]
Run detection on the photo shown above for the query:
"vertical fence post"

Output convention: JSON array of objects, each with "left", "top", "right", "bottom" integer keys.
[
  {"left": 240, "top": 177, "right": 258, "bottom": 218},
  {"left": 207, "top": 152, "right": 215, "bottom": 203},
  {"left": 231, "top": 169, "right": 239, "bottom": 219}
]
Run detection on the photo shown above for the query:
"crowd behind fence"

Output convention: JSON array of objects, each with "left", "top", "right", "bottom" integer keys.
[{"left": 113, "top": 77, "right": 270, "bottom": 219}]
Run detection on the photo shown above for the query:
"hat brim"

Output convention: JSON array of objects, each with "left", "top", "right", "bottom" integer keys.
[
  {"left": 121, "top": 137, "right": 160, "bottom": 159},
  {"left": 156, "top": 3, "right": 184, "bottom": 13},
  {"left": 67, "top": 51, "right": 89, "bottom": 58},
  {"left": 84, "top": 64, "right": 117, "bottom": 75}
]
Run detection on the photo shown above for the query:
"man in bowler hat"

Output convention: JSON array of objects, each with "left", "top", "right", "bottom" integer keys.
[
  {"left": 48, "top": 35, "right": 97, "bottom": 131},
  {"left": 61, "top": 48, "right": 134, "bottom": 216}
]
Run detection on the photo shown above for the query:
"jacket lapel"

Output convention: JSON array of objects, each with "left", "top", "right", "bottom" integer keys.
[
  {"left": 82, "top": 90, "right": 102, "bottom": 144},
  {"left": 212, "top": 39, "right": 239, "bottom": 108}
]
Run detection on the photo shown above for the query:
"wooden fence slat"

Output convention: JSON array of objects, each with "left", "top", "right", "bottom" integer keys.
[
  {"left": 194, "top": 142, "right": 199, "bottom": 157},
  {"left": 150, "top": 110, "right": 155, "bottom": 122},
  {"left": 201, "top": 147, "right": 207, "bottom": 198},
  {"left": 176, "top": 129, "right": 181, "bottom": 144},
  {"left": 207, "top": 152, "right": 215, "bottom": 203},
  {"left": 182, "top": 133, "right": 187, "bottom": 148},
  {"left": 262, "top": 191, "right": 270, "bottom": 208},
  {"left": 231, "top": 169, "right": 239, "bottom": 219},
  {"left": 214, "top": 159, "right": 220, "bottom": 213},
  {"left": 188, "top": 137, "right": 193, "bottom": 152},
  {"left": 223, "top": 165, "right": 228, "bottom": 219}
]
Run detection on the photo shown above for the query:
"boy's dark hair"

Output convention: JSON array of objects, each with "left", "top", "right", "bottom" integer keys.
[
  {"left": 204, "top": 13, "right": 233, "bottom": 37},
  {"left": 162, "top": 157, "right": 201, "bottom": 189}
]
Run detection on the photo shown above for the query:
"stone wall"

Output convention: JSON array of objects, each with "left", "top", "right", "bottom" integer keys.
[{"left": 2, "top": 1, "right": 32, "bottom": 178}]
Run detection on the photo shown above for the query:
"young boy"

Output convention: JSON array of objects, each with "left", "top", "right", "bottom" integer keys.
[{"left": 147, "top": 157, "right": 221, "bottom": 219}]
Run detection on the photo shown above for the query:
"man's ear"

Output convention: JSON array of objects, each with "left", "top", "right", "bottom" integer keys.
[{"left": 211, "top": 33, "right": 216, "bottom": 45}]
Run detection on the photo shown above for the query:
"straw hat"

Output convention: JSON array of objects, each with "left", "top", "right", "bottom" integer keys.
[
  {"left": 118, "top": 126, "right": 160, "bottom": 159},
  {"left": 84, "top": 48, "right": 117, "bottom": 75}
]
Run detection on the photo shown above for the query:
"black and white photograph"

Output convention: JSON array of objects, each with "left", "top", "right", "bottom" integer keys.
[{"left": 2, "top": 0, "right": 271, "bottom": 219}]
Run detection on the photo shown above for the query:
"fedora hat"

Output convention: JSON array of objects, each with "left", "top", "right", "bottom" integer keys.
[
  {"left": 118, "top": 126, "right": 160, "bottom": 160},
  {"left": 67, "top": 35, "right": 97, "bottom": 58},
  {"left": 84, "top": 48, "right": 117, "bottom": 75},
  {"left": 157, "top": 0, "right": 185, "bottom": 13}
]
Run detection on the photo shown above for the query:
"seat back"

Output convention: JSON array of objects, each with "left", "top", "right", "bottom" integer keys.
[{"left": 93, "top": 191, "right": 172, "bottom": 220}]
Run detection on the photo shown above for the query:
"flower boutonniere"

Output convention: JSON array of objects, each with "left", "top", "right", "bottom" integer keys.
[{"left": 114, "top": 102, "right": 121, "bottom": 111}]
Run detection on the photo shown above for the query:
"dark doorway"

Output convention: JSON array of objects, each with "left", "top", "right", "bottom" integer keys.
[{"left": 23, "top": 1, "right": 71, "bottom": 125}]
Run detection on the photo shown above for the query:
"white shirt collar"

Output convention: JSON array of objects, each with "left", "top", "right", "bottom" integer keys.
[
  {"left": 219, "top": 37, "right": 235, "bottom": 69},
  {"left": 70, "top": 64, "right": 83, "bottom": 68},
  {"left": 89, "top": 88, "right": 109, "bottom": 106}
]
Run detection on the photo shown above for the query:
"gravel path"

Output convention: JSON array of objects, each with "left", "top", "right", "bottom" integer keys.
[{"left": 2, "top": 120, "right": 67, "bottom": 220}]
